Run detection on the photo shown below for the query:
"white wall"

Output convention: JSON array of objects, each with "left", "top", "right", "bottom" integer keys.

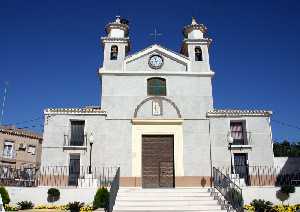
[
  {"left": 6, "top": 187, "right": 98, "bottom": 205},
  {"left": 243, "top": 186, "right": 300, "bottom": 205}
]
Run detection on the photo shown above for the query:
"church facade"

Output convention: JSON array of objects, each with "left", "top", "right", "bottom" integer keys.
[{"left": 42, "top": 17, "right": 274, "bottom": 187}]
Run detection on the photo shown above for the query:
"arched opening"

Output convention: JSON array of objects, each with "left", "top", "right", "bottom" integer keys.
[
  {"left": 110, "top": 45, "right": 118, "bottom": 60},
  {"left": 147, "top": 78, "right": 166, "bottom": 96},
  {"left": 195, "top": 46, "right": 203, "bottom": 61}
]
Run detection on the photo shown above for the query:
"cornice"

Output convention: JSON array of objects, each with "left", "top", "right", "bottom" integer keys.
[{"left": 207, "top": 109, "right": 272, "bottom": 117}]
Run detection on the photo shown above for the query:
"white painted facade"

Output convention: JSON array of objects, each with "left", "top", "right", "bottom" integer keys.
[{"left": 42, "top": 17, "right": 274, "bottom": 187}]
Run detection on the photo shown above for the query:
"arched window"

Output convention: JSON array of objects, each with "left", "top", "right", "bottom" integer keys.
[
  {"left": 195, "top": 47, "right": 203, "bottom": 61},
  {"left": 147, "top": 78, "right": 166, "bottom": 96},
  {"left": 110, "top": 45, "right": 118, "bottom": 60}
]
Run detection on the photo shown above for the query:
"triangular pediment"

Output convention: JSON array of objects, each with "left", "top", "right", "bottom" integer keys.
[
  {"left": 124, "top": 44, "right": 190, "bottom": 73},
  {"left": 125, "top": 44, "right": 189, "bottom": 63}
]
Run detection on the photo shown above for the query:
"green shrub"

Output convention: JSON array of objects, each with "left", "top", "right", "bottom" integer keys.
[
  {"left": 0, "top": 186, "right": 10, "bottom": 205},
  {"left": 225, "top": 187, "right": 243, "bottom": 209},
  {"left": 4, "top": 204, "right": 19, "bottom": 211},
  {"left": 250, "top": 199, "right": 273, "bottom": 212},
  {"left": 67, "top": 201, "right": 84, "bottom": 212},
  {"left": 17, "top": 200, "right": 34, "bottom": 210},
  {"left": 47, "top": 187, "right": 60, "bottom": 202},
  {"left": 280, "top": 184, "right": 295, "bottom": 194},
  {"left": 93, "top": 187, "right": 109, "bottom": 209}
]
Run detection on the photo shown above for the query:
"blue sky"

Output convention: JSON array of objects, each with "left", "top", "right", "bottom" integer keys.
[{"left": 0, "top": 0, "right": 299, "bottom": 141}]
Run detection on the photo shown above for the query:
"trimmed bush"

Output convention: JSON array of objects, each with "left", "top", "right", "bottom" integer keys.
[
  {"left": 17, "top": 200, "right": 34, "bottom": 210},
  {"left": 67, "top": 201, "right": 84, "bottom": 212},
  {"left": 93, "top": 187, "right": 109, "bottom": 209},
  {"left": 47, "top": 187, "right": 60, "bottom": 202},
  {"left": 280, "top": 184, "right": 295, "bottom": 194},
  {"left": 249, "top": 199, "right": 273, "bottom": 212},
  {"left": 0, "top": 186, "right": 10, "bottom": 205}
]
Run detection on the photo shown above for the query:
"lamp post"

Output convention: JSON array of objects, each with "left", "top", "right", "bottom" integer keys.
[
  {"left": 227, "top": 133, "right": 234, "bottom": 174},
  {"left": 89, "top": 133, "right": 94, "bottom": 174}
]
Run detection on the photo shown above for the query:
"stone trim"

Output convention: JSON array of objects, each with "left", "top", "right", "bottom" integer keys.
[
  {"left": 133, "top": 96, "right": 182, "bottom": 118},
  {"left": 44, "top": 108, "right": 107, "bottom": 115},
  {"left": 207, "top": 109, "right": 272, "bottom": 117}
]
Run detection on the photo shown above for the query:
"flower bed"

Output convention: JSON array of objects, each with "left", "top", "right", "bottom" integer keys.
[{"left": 244, "top": 204, "right": 300, "bottom": 212}]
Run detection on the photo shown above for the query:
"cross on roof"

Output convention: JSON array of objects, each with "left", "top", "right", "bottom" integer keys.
[{"left": 150, "top": 28, "right": 162, "bottom": 43}]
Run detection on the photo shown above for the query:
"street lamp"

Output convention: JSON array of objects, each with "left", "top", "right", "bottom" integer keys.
[
  {"left": 89, "top": 133, "right": 94, "bottom": 174},
  {"left": 227, "top": 132, "right": 234, "bottom": 174}
]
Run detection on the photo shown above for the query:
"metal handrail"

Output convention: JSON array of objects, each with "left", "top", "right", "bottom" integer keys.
[
  {"left": 213, "top": 167, "right": 244, "bottom": 212},
  {"left": 108, "top": 167, "right": 120, "bottom": 212}
]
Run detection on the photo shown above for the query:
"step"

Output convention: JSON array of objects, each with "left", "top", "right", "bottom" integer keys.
[
  {"left": 116, "top": 196, "right": 214, "bottom": 201},
  {"left": 113, "top": 205, "right": 223, "bottom": 211},
  {"left": 118, "top": 188, "right": 208, "bottom": 193},
  {"left": 114, "top": 210, "right": 224, "bottom": 212},
  {"left": 115, "top": 200, "right": 219, "bottom": 206}
]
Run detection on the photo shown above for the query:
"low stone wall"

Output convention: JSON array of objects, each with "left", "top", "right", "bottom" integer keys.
[
  {"left": 6, "top": 187, "right": 98, "bottom": 205},
  {"left": 243, "top": 186, "right": 300, "bottom": 205},
  {"left": 274, "top": 157, "right": 300, "bottom": 173}
]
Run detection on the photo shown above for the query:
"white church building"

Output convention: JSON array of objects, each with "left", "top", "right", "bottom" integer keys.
[{"left": 42, "top": 17, "right": 274, "bottom": 188}]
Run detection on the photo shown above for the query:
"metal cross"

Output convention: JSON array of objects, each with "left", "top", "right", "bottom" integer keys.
[{"left": 150, "top": 28, "right": 162, "bottom": 42}]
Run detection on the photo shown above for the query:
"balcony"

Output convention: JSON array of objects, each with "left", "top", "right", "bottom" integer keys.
[
  {"left": 63, "top": 134, "right": 87, "bottom": 150},
  {"left": 0, "top": 150, "right": 17, "bottom": 163},
  {"left": 229, "top": 132, "right": 252, "bottom": 150}
]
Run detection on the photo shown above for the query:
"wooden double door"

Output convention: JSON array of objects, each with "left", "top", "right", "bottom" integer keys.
[{"left": 142, "top": 135, "right": 174, "bottom": 188}]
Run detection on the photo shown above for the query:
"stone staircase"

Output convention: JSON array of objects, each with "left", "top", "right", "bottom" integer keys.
[{"left": 113, "top": 188, "right": 227, "bottom": 211}]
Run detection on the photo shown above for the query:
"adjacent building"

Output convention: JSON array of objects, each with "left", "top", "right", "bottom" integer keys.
[
  {"left": 0, "top": 126, "right": 43, "bottom": 168},
  {"left": 42, "top": 17, "right": 274, "bottom": 187}
]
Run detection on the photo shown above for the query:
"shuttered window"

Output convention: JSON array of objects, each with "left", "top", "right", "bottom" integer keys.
[
  {"left": 230, "top": 121, "right": 246, "bottom": 145},
  {"left": 147, "top": 78, "right": 166, "bottom": 96},
  {"left": 70, "top": 121, "right": 85, "bottom": 146}
]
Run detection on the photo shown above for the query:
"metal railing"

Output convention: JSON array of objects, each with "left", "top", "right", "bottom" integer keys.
[
  {"left": 217, "top": 165, "right": 300, "bottom": 186},
  {"left": 231, "top": 131, "right": 252, "bottom": 146},
  {"left": 0, "top": 165, "right": 118, "bottom": 188},
  {"left": 0, "top": 165, "right": 37, "bottom": 187},
  {"left": 213, "top": 167, "right": 244, "bottom": 212},
  {"left": 108, "top": 167, "right": 120, "bottom": 212},
  {"left": 64, "top": 134, "right": 87, "bottom": 147}
]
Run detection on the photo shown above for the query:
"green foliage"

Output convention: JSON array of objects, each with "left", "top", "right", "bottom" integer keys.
[
  {"left": 47, "top": 187, "right": 60, "bottom": 202},
  {"left": 4, "top": 204, "right": 19, "bottom": 211},
  {"left": 280, "top": 185, "right": 296, "bottom": 194},
  {"left": 17, "top": 200, "right": 34, "bottom": 210},
  {"left": 225, "top": 188, "right": 244, "bottom": 209},
  {"left": 273, "top": 141, "right": 300, "bottom": 157},
  {"left": 250, "top": 199, "right": 273, "bottom": 212},
  {"left": 0, "top": 186, "right": 10, "bottom": 205},
  {"left": 67, "top": 201, "right": 84, "bottom": 212},
  {"left": 93, "top": 187, "right": 109, "bottom": 209}
]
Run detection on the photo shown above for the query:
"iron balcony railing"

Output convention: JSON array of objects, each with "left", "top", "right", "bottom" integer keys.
[
  {"left": 230, "top": 131, "right": 253, "bottom": 146},
  {"left": 213, "top": 167, "right": 244, "bottom": 212},
  {"left": 64, "top": 134, "right": 87, "bottom": 147}
]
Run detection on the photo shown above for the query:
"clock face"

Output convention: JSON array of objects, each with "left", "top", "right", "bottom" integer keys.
[{"left": 149, "top": 55, "right": 163, "bottom": 69}]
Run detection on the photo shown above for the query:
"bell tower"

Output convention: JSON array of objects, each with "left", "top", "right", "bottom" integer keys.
[
  {"left": 101, "top": 16, "right": 130, "bottom": 71},
  {"left": 180, "top": 18, "right": 212, "bottom": 72}
]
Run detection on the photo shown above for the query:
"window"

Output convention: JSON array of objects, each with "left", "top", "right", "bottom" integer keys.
[
  {"left": 147, "top": 78, "right": 166, "bottom": 96},
  {"left": 3, "top": 141, "right": 14, "bottom": 158},
  {"left": 70, "top": 120, "right": 85, "bottom": 146},
  {"left": 230, "top": 121, "right": 247, "bottom": 145},
  {"left": 28, "top": 145, "right": 36, "bottom": 155},
  {"left": 110, "top": 45, "right": 118, "bottom": 60},
  {"left": 195, "top": 47, "right": 203, "bottom": 61}
]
